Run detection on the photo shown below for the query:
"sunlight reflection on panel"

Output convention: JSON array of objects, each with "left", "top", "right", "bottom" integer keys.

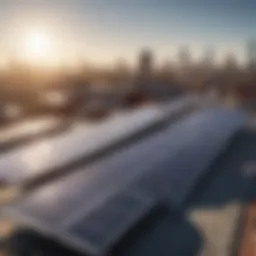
[
  {"left": 0, "top": 118, "right": 59, "bottom": 143},
  {"left": 21, "top": 142, "right": 53, "bottom": 175}
]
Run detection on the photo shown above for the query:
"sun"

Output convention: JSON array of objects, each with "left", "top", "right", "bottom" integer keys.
[
  {"left": 23, "top": 31, "right": 52, "bottom": 63},
  {"left": 26, "top": 33, "right": 50, "bottom": 56}
]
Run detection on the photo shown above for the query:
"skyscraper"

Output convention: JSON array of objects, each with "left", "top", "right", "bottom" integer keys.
[
  {"left": 177, "top": 45, "right": 191, "bottom": 71},
  {"left": 136, "top": 49, "right": 154, "bottom": 89},
  {"left": 247, "top": 39, "right": 256, "bottom": 68},
  {"left": 138, "top": 49, "right": 153, "bottom": 77}
]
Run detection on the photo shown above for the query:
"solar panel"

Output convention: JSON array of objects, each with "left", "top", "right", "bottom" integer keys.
[
  {"left": 0, "top": 106, "right": 245, "bottom": 255},
  {"left": 0, "top": 98, "right": 190, "bottom": 189},
  {"left": 67, "top": 193, "right": 156, "bottom": 254},
  {"left": 129, "top": 108, "right": 245, "bottom": 204}
]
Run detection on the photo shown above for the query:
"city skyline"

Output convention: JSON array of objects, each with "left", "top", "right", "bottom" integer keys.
[{"left": 0, "top": 1, "right": 255, "bottom": 66}]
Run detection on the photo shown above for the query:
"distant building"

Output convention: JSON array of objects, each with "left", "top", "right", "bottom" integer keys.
[
  {"left": 247, "top": 40, "right": 256, "bottom": 69},
  {"left": 133, "top": 49, "right": 183, "bottom": 101},
  {"left": 196, "top": 47, "right": 217, "bottom": 91},
  {"left": 201, "top": 47, "right": 215, "bottom": 71},
  {"left": 223, "top": 53, "right": 239, "bottom": 72},
  {"left": 177, "top": 45, "right": 191, "bottom": 71},
  {"left": 137, "top": 49, "right": 154, "bottom": 86}
]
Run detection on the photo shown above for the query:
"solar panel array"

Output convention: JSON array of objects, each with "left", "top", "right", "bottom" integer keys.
[
  {"left": 1, "top": 106, "right": 245, "bottom": 255},
  {"left": 0, "top": 97, "right": 191, "bottom": 187}
]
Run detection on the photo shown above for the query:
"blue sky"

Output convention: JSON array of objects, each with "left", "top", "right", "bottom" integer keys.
[{"left": 0, "top": 0, "right": 256, "bottom": 65}]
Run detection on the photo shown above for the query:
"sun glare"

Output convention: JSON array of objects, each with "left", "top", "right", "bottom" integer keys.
[{"left": 23, "top": 31, "right": 52, "bottom": 64}]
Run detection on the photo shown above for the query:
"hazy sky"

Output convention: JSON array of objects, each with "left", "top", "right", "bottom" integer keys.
[{"left": 0, "top": 0, "right": 255, "bottom": 65}]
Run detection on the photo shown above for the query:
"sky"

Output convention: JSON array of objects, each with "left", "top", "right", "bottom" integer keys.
[{"left": 0, "top": 0, "right": 256, "bottom": 66}]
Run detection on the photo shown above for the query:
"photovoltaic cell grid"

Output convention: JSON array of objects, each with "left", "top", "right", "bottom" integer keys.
[
  {"left": 68, "top": 194, "right": 156, "bottom": 252},
  {"left": 1, "top": 107, "right": 245, "bottom": 255},
  {"left": 0, "top": 97, "right": 191, "bottom": 186}
]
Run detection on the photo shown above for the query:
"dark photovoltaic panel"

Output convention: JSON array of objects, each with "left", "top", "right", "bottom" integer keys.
[
  {"left": 67, "top": 193, "right": 156, "bottom": 253},
  {"left": 0, "top": 98, "right": 190, "bottom": 186},
  {"left": 1, "top": 107, "right": 245, "bottom": 255},
  {"left": 130, "top": 109, "right": 245, "bottom": 204}
]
